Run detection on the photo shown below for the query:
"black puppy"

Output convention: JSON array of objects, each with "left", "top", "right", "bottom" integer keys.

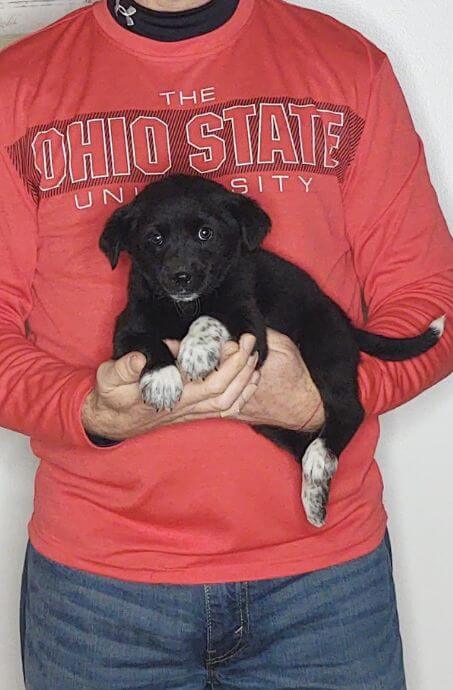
[{"left": 100, "top": 174, "right": 445, "bottom": 527}]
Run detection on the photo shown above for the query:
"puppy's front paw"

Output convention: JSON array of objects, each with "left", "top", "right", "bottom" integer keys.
[
  {"left": 178, "top": 316, "right": 230, "bottom": 380},
  {"left": 301, "top": 438, "right": 338, "bottom": 528},
  {"left": 139, "top": 365, "right": 183, "bottom": 411}
]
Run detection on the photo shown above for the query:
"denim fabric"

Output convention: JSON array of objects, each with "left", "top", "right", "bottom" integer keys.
[{"left": 20, "top": 533, "right": 406, "bottom": 689}]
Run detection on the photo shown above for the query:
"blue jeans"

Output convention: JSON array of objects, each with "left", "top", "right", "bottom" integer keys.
[{"left": 20, "top": 534, "right": 406, "bottom": 689}]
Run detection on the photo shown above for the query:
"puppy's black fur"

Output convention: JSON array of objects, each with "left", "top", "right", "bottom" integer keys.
[{"left": 100, "top": 174, "right": 444, "bottom": 526}]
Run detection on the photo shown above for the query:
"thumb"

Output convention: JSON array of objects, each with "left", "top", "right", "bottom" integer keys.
[
  {"left": 164, "top": 339, "right": 180, "bottom": 358},
  {"left": 98, "top": 352, "right": 146, "bottom": 390}
]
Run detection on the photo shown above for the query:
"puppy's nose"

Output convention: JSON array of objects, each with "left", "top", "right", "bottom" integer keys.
[{"left": 173, "top": 271, "right": 192, "bottom": 287}]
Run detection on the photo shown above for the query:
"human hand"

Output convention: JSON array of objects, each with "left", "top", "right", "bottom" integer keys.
[
  {"left": 81, "top": 334, "right": 260, "bottom": 441},
  {"left": 232, "top": 329, "right": 325, "bottom": 432}
]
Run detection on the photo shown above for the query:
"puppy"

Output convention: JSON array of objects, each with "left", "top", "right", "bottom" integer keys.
[{"left": 100, "top": 174, "right": 445, "bottom": 527}]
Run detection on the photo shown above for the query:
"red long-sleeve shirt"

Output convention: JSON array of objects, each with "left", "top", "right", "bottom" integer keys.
[{"left": 0, "top": 0, "right": 451, "bottom": 584}]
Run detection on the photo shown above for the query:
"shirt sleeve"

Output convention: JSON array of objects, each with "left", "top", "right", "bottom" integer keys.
[
  {"left": 0, "top": 145, "right": 116, "bottom": 450},
  {"left": 342, "top": 56, "right": 453, "bottom": 416}
]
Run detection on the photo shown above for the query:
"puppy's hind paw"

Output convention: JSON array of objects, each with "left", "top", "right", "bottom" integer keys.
[
  {"left": 301, "top": 438, "right": 338, "bottom": 528},
  {"left": 140, "top": 365, "right": 183, "bottom": 411}
]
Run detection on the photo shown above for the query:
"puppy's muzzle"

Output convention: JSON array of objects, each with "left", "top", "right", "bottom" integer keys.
[{"left": 172, "top": 271, "right": 192, "bottom": 287}]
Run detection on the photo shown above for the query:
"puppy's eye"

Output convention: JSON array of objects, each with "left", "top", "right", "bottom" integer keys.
[
  {"left": 148, "top": 232, "right": 164, "bottom": 246},
  {"left": 198, "top": 226, "right": 213, "bottom": 241}
]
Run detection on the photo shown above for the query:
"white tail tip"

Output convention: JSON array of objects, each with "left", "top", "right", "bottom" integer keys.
[{"left": 429, "top": 314, "right": 446, "bottom": 338}]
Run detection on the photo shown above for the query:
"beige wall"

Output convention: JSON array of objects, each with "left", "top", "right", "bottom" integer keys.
[{"left": 0, "top": 35, "right": 20, "bottom": 49}]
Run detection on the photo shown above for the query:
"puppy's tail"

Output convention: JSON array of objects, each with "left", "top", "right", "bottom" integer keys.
[{"left": 353, "top": 315, "right": 446, "bottom": 361}]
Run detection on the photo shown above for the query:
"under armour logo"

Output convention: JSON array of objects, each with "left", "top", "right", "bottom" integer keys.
[{"left": 114, "top": 0, "right": 137, "bottom": 26}]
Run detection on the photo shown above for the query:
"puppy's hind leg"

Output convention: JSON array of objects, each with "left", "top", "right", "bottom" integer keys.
[
  {"left": 287, "top": 303, "right": 365, "bottom": 526},
  {"left": 301, "top": 399, "right": 364, "bottom": 527},
  {"left": 257, "top": 425, "right": 340, "bottom": 529},
  {"left": 301, "top": 438, "right": 338, "bottom": 528},
  {"left": 178, "top": 316, "right": 230, "bottom": 380},
  {"left": 253, "top": 425, "right": 332, "bottom": 527}
]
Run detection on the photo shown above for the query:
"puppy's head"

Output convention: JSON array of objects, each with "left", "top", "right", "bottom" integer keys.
[{"left": 99, "top": 174, "right": 271, "bottom": 302}]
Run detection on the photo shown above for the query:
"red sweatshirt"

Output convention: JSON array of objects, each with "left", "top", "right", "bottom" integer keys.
[{"left": 0, "top": 0, "right": 452, "bottom": 584}]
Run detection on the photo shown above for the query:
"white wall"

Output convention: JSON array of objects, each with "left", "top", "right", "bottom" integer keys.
[{"left": 0, "top": 2, "right": 452, "bottom": 689}]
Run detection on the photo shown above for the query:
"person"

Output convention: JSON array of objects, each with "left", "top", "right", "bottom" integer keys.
[{"left": 0, "top": 0, "right": 451, "bottom": 688}]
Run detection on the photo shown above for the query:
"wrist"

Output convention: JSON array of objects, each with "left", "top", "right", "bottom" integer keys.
[
  {"left": 86, "top": 431, "right": 122, "bottom": 447},
  {"left": 290, "top": 377, "right": 325, "bottom": 432},
  {"left": 81, "top": 389, "right": 122, "bottom": 440},
  {"left": 81, "top": 389, "right": 100, "bottom": 435},
  {"left": 297, "top": 400, "right": 325, "bottom": 432}
]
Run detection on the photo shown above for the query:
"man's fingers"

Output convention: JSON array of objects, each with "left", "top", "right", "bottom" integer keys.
[
  {"left": 220, "top": 339, "right": 240, "bottom": 362},
  {"left": 97, "top": 351, "right": 146, "bottom": 391},
  {"left": 214, "top": 354, "right": 259, "bottom": 413},
  {"left": 175, "top": 369, "right": 260, "bottom": 423},
  {"left": 219, "top": 333, "right": 255, "bottom": 363},
  {"left": 219, "top": 375, "right": 260, "bottom": 418},
  {"left": 205, "top": 336, "right": 256, "bottom": 397},
  {"left": 239, "top": 333, "right": 257, "bottom": 352},
  {"left": 174, "top": 338, "right": 257, "bottom": 411},
  {"left": 164, "top": 339, "right": 181, "bottom": 358}
]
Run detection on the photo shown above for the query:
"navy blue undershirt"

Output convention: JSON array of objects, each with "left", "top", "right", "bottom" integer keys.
[{"left": 107, "top": 0, "right": 239, "bottom": 41}]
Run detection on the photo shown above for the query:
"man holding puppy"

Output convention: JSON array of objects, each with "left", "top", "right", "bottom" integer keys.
[{"left": 0, "top": 0, "right": 452, "bottom": 688}]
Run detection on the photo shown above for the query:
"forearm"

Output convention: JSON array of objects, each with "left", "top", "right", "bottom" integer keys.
[
  {"left": 358, "top": 271, "right": 453, "bottom": 416},
  {"left": 0, "top": 146, "right": 104, "bottom": 448},
  {"left": 0, "top": 328, "right": 98, "bottom": 447}
]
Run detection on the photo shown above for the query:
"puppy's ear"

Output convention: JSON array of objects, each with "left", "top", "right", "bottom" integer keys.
[
  {"left": 229, "top": 194, "right": 271, "bottom": 251},
  {"left": 99, "top": 204, "right": 135, "bottom": 269}
]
